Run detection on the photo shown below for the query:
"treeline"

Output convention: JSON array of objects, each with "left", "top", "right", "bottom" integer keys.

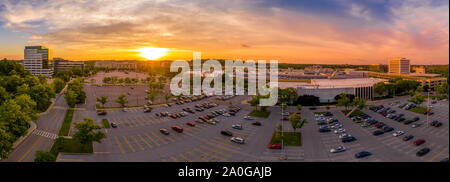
[
  {"left": 0, "top": 59, "right": 55, "bottom": 158},
  {"left": 65, "top": 78, "right": 86, "bottom": 108}
]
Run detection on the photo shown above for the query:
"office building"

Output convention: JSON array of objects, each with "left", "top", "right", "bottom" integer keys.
[
  {"left": 412, "top": 66, "right": 426, "bottom": 74},
  {"left": 23, "top": 46, "right": 54, "bottom": 76},
  {"left": 388, "top": 58, "right": 410, "bottom": 74},
  {"left": 53, "top": 58, "right": 85, "bottom": 72},
  {"left": 280, "top": 78, "right": 386, "bottom": 103}
]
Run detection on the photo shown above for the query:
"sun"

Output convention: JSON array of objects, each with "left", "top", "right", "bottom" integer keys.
[{"left": 137, "top": 47, "right": 168, "bottom": 60}]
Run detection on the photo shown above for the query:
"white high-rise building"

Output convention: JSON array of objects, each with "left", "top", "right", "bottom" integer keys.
[
  {"left": 388, "top": 57, "right": 410, "bottom": 74},
  {"left": 23, "top": 46, "right": 54, "bottom": 76}
]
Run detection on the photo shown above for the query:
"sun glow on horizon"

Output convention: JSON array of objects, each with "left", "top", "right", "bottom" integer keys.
[{"left": 137, "top": 47, "right": 168, "bottom": 60}]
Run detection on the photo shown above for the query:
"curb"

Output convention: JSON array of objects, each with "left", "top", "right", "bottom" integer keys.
[{"left": 12, "top": 121, "right": 37, "bottom": 149}]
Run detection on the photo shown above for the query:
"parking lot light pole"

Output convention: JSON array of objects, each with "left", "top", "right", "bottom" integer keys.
[
  {"left": 426, "top": 90, "right": 430, "bottom": 128},
  {"left": 280, "top": 103, "right": 287, "bottom": 160}
]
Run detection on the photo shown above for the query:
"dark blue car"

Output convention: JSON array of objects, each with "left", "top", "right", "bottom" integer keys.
[{"left": 355, "top": 151, "right": 372, "bottom": 158}]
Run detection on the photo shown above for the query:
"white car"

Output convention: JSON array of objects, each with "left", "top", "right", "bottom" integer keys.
[
  {"left": 232, "top": 124, "right": 243, "bottom": 130},
  {"left": 244, "top": 116, "right": 254, "bottom": 120},
  {"left": 122, "top": 108, "right": 127, "bottom": 112},
  {"left": 393, "top": 131, "right": 405, "bottom": 137},
  {"left": 334, "top": 129, "right": 346, "bottom": 134},
  {"left": 230, "top": 137, "right": 245, "bottom": 144},
  {"left": 223, "top": 113, "right": 231, "bottom": 117},
  {"left": 331, "top": 124, "right": 342, "bottom": 129},
  {"left": 339, "top": 133, "right": 352, "bottom": 139},
  {"left": 330, "top": 146, "right": 346, "bottom": 153}
]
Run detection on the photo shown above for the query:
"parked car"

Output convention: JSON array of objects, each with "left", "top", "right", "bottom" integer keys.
[
  {"left": 186, "top": 122, "right": 195, "bottom": 127},
  {"left": 355, "top": 151, "right": 372, "bottom": 158},
  {"left": 97, "top": 110, "right": 107, "bottom": 115},
  {"left": 232, "top": 124, "right": 243, "bottom": 130},
  {"left": 221, "top": 130, "right": 233, "bottom": 136},
  {"left": 230, "top": 137, "right": 245, "bottom": 144},
  {"left": 171, "top": 126, "right": 183, "bottom": 133},
  {"left": 268, "top": 144, "right": 282, "bottom": 149},
  {"left": 111, "top": 122, "right": 117, "bottom": 128},
  {"left": 393, "top": 131, "right": 405, "bottom": 137},
  {"left": 330, "top": 146, "right": 346, "bottom": 153},
  {"left": 252, "top": 122, "right": 262, "bottom": 126},
  {"left": 412, "top": 123, "right": 421, "bottom": 128},
  {"left": 403, "top": 135, "right": 414, "bottom": 141},
  {"left": 373, "top": 130, "right": 384, "bottom": 136},
  {"left": 413, "top": 139, "right": 425, "bottom": 146},
  {"left": 416, "top": 148, "right": 431, "bottom": 157},
  {"left": 341, "top": 136, "right": 356, "bottom": 143},
  {"left": 159, "top": 129, "right": 170, "bottom": 135}
]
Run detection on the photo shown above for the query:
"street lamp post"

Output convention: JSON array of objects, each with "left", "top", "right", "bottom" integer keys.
[
  {"left": 426, "top": 89, "right": 430, "bottom": 128},
  {"left": 280, "top": 103, "right": 287, "bottom": 160}
]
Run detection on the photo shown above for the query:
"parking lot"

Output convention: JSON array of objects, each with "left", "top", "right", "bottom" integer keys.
[
  {"left": 296, "top": 95, "right": 449, "bottom": 162},
  {"left": 61, "top": 85, "right": 448, "bottom": 162},
  {"left": 62, "top": 92, "right": 285, "bottom": 162}
]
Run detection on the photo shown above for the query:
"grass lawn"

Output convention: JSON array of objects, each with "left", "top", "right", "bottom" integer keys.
[
  {"left": 102, "top": 118, "right": 111, "bottom": 128},
  {"left": 409, "top": 107, "right": 427, "bottom": 114},
  {"left": 248, "top": 110, "right": 271, "bottom": 118},
  {"left": 314, "top": 111, "right": 326, "bottom": 114},
  {"left": 269, "top": 132, "right": 301, "bottom": 146},
  {"left": 58, "top": 109, "right": 74, "bottom": 136},
  {"left": 342, "top": 109, "right": 363, "bottom": 117},
  {"left": 50, "top": 138, "right": 93, "bottom": 156}
]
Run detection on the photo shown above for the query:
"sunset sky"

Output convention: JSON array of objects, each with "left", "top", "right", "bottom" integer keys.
[{"left": 0, "top": 0, "right": 448, "bottom": 64}]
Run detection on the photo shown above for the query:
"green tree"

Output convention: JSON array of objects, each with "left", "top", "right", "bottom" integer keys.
[
  {"left": 336, "top": 94, "right": 351, "bottom": 110},
  {"left": 296, "top": 104, "right": 302, "bottom": 111},
  {"left": 276, "top": 124, "right": 282, "bottom": 132},
  {"left": 72, "top": 117, "right": 106, "bottom": 145},
  {"left": 326, "top": 105, "right": 331, "bottom": 111},
  {"left": 13, "top": 94, "right": 39, "bottom": 121},
  {"left": 0, "top": 100, "right": 31, "bottom": 138},
  {"left": 373, "top": 82, "right": 386, "bottom": 96},
  {"left": 34, "top": 150, "right": 56, "bottom": 162},
  {"left": 52, "top": 78, "right": 66, "bottom": 94},
  {"left": 247, "top": 96, "right": 259, "bottom": 110},
  {"left": 298, "top": 118, "right": 308, "bottom": 130},
  {"left": 164, "top": 93, "right": 172, "bottom": 103},
  {"left": 0, "top": 127, "right": 13, "bottom": 159},
  {"left": 436, "top": 82, "right": 449, "bottom": 97},
  {"left": 146, "top": 91, "right": 159, "bottom": 104},
  {"left": 352, "top": 97, "right": 367, "bottom": 110},
  {"left": 116, "top": 94, "right": 128, "bottom": 107},
  {"left": 38, "top": 74, "right": 47, "bottom": 84},
  {"left": 0, "top": 86, "right": 9, "bottom": 104},
  {"left": 415, "top": 86, "right": 424, "bottom": 93},
  {"left": 278, "top": 87, "right": 298, "bottom": 105},
  {"left": 409, "top": 92, "right": 426, "bottom": 106},
  {"left": 65, "top": 89, "right": 78, "bottom": 108},
  {"left": 96, "top": 96, "right": 108, "bottom": 108},
  {"left": 289, "top": 113, "right": 300, "bottom": 132}
]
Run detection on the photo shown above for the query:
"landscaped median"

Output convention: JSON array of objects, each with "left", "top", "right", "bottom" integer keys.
[
  {"left": 58, "top": 108, "right": 74, "bottom": 136},
  {"left": 248, "top": 110, "right": 271, "bottom": 118},
  {"left": 50, "top": 138, "right": 93, "bottom": 156},
  {"left": 101, "top": 118, "right": 111, "bottom": 128},
  {"left": 342, "top": 109, "right": 364, "bottom": 123},
  {"left": 269, "top": 132, "right": 302, "bottom": 146},
  {"left": 408, "top": 107, "right": 427, "bottom": 114}
]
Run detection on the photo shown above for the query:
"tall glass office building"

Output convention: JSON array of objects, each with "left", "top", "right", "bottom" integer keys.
[{"left": 23, "top": 46, "right": 54, "bottom": 76}]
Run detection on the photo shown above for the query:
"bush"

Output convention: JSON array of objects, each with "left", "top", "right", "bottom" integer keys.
[{"left": 34, "top": 150, "right": 56, "bottom": 162}]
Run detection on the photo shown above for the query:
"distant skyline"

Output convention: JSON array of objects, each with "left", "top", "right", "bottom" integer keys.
[{"left": 0, "top": 0, "right": 449, "bottom": 65}]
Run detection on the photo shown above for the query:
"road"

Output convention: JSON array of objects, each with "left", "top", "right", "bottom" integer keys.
[{"left": 2, "top": 94, "right": 68, "bottom": 162}]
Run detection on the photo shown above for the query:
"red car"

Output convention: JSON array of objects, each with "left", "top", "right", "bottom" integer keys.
[
  {"left": 97, "top": 111, "right": 107, "bottom": 115},
  {"left": 268, "top": 144, "right": 282, "bottom": 149},
  {"left": 171, "top": 126, "right": 183, "bottom": 133},
  {"left": 186, "top": 122, "right": 195, "bottom": 127},
  {"left": 413, "top": 139, "right": 425, "bottom": 146}
]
